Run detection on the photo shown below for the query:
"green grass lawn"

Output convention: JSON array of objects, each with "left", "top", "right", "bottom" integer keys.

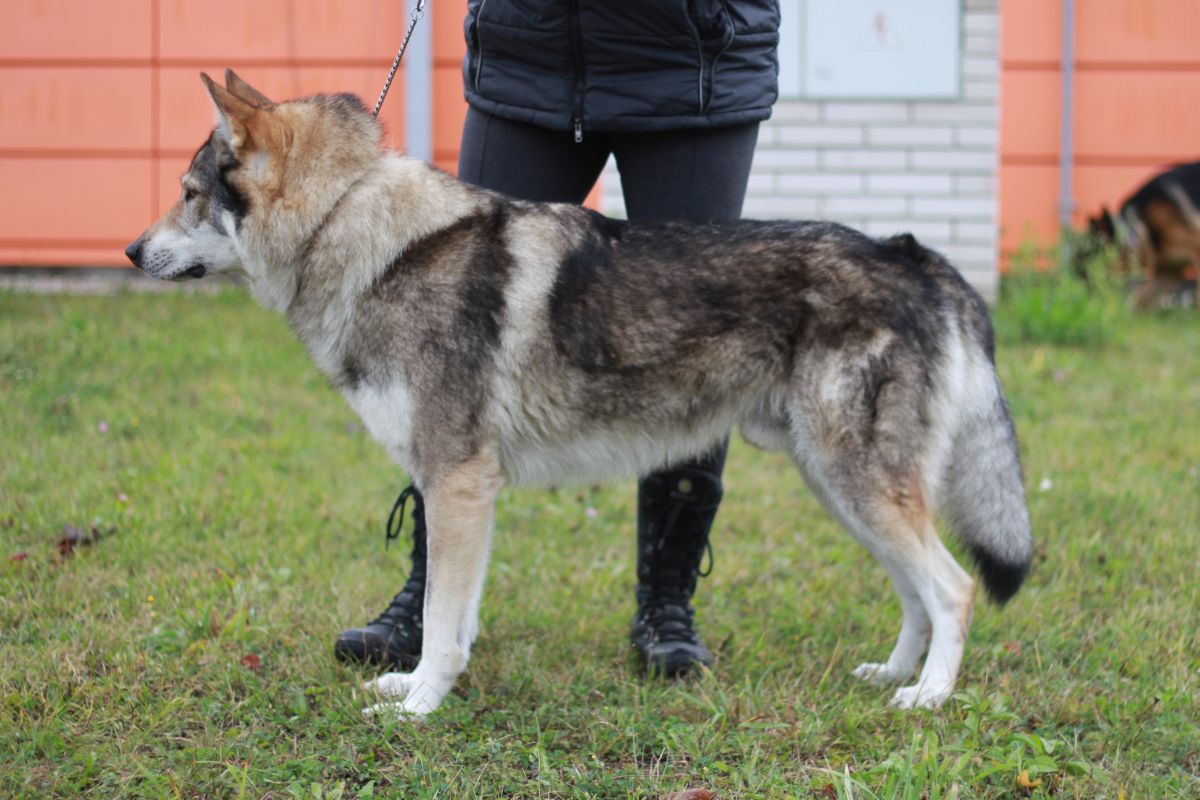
[{"left": 1, "top": 288, "right": 1197, "bottom": 799}]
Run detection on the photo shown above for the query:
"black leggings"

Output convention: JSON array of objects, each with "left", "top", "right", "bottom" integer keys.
[
  {"left": 458, "top": 108, "right": 759, "bottom": 223},
  {"left": 458, "top": 109, "right": 759, "bottom": 483}
]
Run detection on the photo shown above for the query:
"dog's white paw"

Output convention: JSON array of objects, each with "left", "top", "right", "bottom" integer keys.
[
  {"left": 889, "top": 682, "right": 952, "bottom": 710},
  {"left": 362, "top": 671, "right": 448, "bottom": 718},
  {"left": 364, "top": 672, "right": 413, "bottom": 699},
  {"left": 851, "top": 662, "right": 911, "bottom": 686}
]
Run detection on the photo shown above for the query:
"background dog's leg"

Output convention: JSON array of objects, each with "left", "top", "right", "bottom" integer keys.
[{"left": 365, "top": 451, "right": 502, "bottom": 717}]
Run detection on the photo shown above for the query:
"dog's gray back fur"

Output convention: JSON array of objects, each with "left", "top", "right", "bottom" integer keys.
[{"left": 286, "top": 163, "right": 1031, "bottom": 596}]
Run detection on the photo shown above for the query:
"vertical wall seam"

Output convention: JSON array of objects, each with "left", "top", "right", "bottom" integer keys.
[
  {"left": 1059, "top": 0, "right": 1075, "bottom": 236},
  {"left": 151, "top": 0, "right": 161, "bottom": 219}
]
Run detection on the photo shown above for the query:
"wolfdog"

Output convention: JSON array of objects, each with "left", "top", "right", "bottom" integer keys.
[{"left": 126, "top": 71, "right": 1033, "bottom": 718}]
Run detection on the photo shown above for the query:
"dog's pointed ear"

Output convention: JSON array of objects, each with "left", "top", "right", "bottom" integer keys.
[
  {"left": 201, "top": 72, "right": 261, "bottom": 152},
  {"left": 1099, "top": 208, "right": 1118, "bottom": 236},
  {"left": 1099, "top": 207, "right": 1117, "bottom": 239},
  {"left": 1087, "top": 207, "right": 1116, "bottom": 240},
  {"left": 224, "top": 69, "right": 274, "bottom": 109}
]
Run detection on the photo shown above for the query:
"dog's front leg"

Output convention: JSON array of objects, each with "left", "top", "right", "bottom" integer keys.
[{"left": 365, "top": 450, "right": 502, "bottom": 718}]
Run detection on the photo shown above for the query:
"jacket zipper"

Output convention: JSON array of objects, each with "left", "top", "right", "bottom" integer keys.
[
  {"left": 681, "top": 0, "right": 706, "bottom": 113},
  {"left": 472, "top": 0, "right": 489, "bottom": 92},
  {"left": 569, "top": 0, "right": 585, "bottom": 141},
  {"left": 704, "top": 24, "right": 736, "bottom": 113}
]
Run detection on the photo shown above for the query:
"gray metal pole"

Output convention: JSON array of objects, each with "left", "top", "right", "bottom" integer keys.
[
  {"left": 1059, "top": 0, "right": 1076, "bottom": 259},
  {"left": 404, "top": 0, "right": 433, "bottom": 162}
]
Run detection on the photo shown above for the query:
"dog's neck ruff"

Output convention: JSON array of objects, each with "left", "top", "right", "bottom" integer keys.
[
  {"left": 278, "top": 157, "right": 485, "bottom": 385},
  {"left": 292, "top": 168, "right": 375, "bottom": 287},
  {"left": 241, "top": 162, "right": 376, "bottom": 315}
]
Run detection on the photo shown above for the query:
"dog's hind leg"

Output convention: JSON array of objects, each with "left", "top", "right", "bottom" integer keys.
[
  {"left": 788, "top": 357, "right": 976, "bottom": 709},
  {"left": 742, "top": 395, "right": 931, "bottom": 686},
  {"left": 796, "top": 449, "right": 974, "bottom": 708},
  {"left": 883, "top": 534, "right": 974, "bottom": 709},
  {"left": 364, "top": 450, "right": 502, "bottom": 717}
]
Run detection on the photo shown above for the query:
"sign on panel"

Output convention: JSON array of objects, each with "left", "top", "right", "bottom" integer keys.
[{"left": 801, "top": 0, "right": 961, "bottom": 99}]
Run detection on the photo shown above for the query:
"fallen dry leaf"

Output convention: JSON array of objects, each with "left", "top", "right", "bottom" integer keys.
[
  {"left": 241, "top": 653, "right": 262, "bottom": 671},
  {"left": 1016, "top": 769, "right": 1042, "bottom": 789},
  {"left": 9, "top": 552, "right": 28, "bottom": 563}
]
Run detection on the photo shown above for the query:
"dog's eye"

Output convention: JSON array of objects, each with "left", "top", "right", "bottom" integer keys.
[{"left": 184, "top": 188, "right": 197, "bottom": 202}]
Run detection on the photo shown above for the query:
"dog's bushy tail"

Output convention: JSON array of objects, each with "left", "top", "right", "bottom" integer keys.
[{"left": 942, "top": 374, "right": 1034, "bottom": 604}]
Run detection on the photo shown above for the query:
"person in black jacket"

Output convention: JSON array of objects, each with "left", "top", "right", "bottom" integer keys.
[{"left": 336, "top": 0, "right": 781, "bottom": 678}]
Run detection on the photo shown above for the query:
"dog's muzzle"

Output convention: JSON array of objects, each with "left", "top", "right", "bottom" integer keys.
[{"left": 123, "top": 238, "right": 206, "bottom": 280}]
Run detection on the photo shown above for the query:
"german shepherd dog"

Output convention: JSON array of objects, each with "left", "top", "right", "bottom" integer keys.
[
  {"left": 1088, "top": 161, "right": 1200, "bottom": 309},
  {"left": 126, "top": 72, "right": 1033, "bottom": 717}
]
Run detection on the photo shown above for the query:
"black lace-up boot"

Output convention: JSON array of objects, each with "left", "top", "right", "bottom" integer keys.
[
  {"left": 630, "top": 446, "right": 727, "bottom": 677},
  {"left": 335, "top": 487, "right": 426, "bottom": 670}
]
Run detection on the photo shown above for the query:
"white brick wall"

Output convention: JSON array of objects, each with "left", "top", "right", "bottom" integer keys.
[{"left": 601, "top": 0, "right": 1000, "bottom": 299}]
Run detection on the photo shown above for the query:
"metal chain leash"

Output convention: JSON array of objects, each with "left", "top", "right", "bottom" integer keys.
[{"left": 372, "top": 0, "right": 428, "bottom": 118}]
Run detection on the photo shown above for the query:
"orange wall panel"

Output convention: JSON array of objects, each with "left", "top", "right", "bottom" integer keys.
[
  {"left": 1000, "top": 164, "right": 1059, "bottom": 256},
  {"left": 0, "top": 158, "right": 152, "bottom": 245},
  {"left": 1000, "top": 70, "right": 1059, "bottom": 159},
  {"left": 0, "top": 0, "right": 152, "bottom": 61},
  {"left": 158, "top": 1, "right": 408, "bottom": 63},
  {"left": 1077, "top": 0, "right": 1200, "bottom": 64},
  {"left": 1075, "top": 71, "right": 1200, "bottom": 160},
  {"left": 1002, "top": 0, "right": 1061, "bottom": 64},
  {"left": 433, "top": 0, "right": 469, "bottom": 63},
  {"left": 0, "top": 68, "right": 152, "bottom": 152},
  {"left": 433, "top": 66, "right": 467, "bottom": 166},
  {"left": 433, "top": 0, "right": 469, "bottom": 166}
]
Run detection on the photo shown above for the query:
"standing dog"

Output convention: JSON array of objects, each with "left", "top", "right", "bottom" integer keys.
[
  {"left": 127, "top": 72, "right": 1033, "bottom": 717},
  {"left": 1089, "top": 161, "right": 1200, "bottom": 309}
]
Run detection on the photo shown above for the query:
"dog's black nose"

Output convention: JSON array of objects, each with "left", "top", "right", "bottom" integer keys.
[{"left": 124, "top": 239, "right": 144, "bottom": 267}]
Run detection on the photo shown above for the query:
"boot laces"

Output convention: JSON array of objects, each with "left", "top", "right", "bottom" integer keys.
[
  {"left": 369, "top": 574, "right": 425, "bottom": 630},
  {"left": 647, "top": 472, "right": 718, "bottom": 586},
  {"left": 638, "top": 472, "right": 720, "bottom": 643},
  {"left": 384, "top": 484, "right": 417, "bottom": 549},
  {"left": 370, "top": 484, "right": 426, "bottom": 631}
]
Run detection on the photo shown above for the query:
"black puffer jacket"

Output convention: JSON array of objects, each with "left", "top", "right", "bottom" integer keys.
[{"left": 462, "top": 0, "right": 780, "bottom": 135}]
